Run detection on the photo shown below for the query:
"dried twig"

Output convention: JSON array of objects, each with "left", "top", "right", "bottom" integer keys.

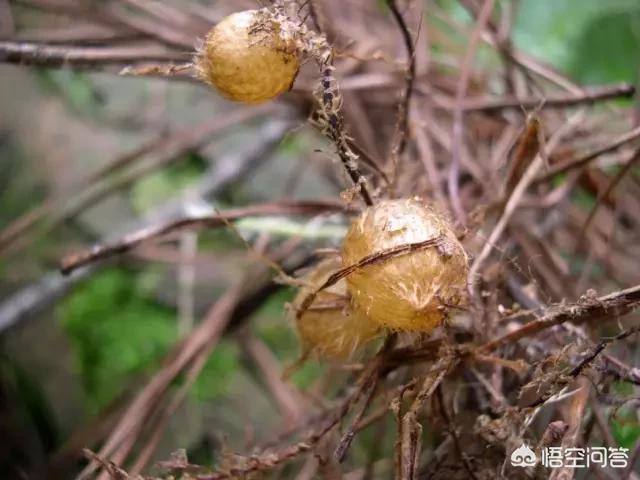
[
  {"left": 81, "top": 283, "right": 245, "bottom": 479},
  {"left": 479, "top": 284, "right": 640, "bottom": 352},
  {"left": 333, "top": 375, "right": 378, "bottom": 462},
  {"left": 548, "top": 378, "right": 589, "bottom": 480},
  {"left": 435, "top": 386, "right": 479, "bottom": 480},
  {"left": 468, "top": 110, "right": 584, "bottom": 299},
  {"left": 61, "top": 199, "right": 352, "bottom": 274},
  {"left": 460, "top": 83, "right": 635, "bottom": 112},
  {"left": 577, "top": 147, "right": 640, "bottom": 244},
  {"left": 0, "top": 107, "right": 271, "bottom": 256},
  {"left": 0, "top": 40, "right": 187, "bottom": 66},
  {"left": 399, "top": 356, "right": 453, "bottom": 480},
  {"left": 197, "top": 336, "right": 397, "bottom": 480},
  {"left": 536, "top": 125, "right": 640, "bottom": 183},
  {"left": 241, "top": 331, "right": 306, "bottom": 425},
  {"left": 386, "top": 0, "right": 416, "bottom": 158},
  {"left": 569, "top": 324, "right": 640, "bottom": 378},
  {"left": 294, "top": 236, "right": 443, "bottom": 320},
  {"left": 448, "top": 0, "right": 496, "bottom": 225},
  {"left": 313, "top": 44, "right": 374, "bottom": 206}
]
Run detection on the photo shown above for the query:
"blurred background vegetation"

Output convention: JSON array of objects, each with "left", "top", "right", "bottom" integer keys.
[{"left": 1, "top": 0, "right": 639, "bottom": 478}]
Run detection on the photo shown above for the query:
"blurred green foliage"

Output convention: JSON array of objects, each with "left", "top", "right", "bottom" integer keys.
[
  {"left": 0, "top": 140, "right": 45, "bottom": 228},
  {"left": 432, "top": 0, "right": 640, "bottom": 85},
  {"left": 4, "top": 0, "right": 639, "bottom": 464},
  {"left": 611, "top": 418, "right": 640, "bottom": 449},
  {"left": 515, "top": 0, "right": 640, "bottom": 84},
  {"left": 568, "top": 9, "right": 640, "bottom": 85},
  {"left": 59, "top": 269, "right": 177, "bottom": 411},
  {"left": 36, "top": 70, "right": 104, "bottom": 117},
  {"left": 190, "top": 341, "right": 239, "bottom": 401},
  {"left": 59, "top": 268, "right": 239, "bottom": 412},
  {"left": 253, "top": 287, "right": 324, "bottom": 389},
  {"left": 131, "top": 152, "right": 207, "bottom": 213}
]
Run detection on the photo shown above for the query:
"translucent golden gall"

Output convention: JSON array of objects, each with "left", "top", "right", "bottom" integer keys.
[
  {"left": 195, "top": 9, "right": 300, "bottom": 103},
  {"left": 292, "top": 259, "right": 380, "bottom": 360},
  {"left": 342, "top": 198, "right": 468, "bottom": 332}
]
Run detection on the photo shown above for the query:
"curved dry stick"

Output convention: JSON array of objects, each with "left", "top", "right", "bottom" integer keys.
[
  {"left": 535, "top": 125, "right": 640, "bottom": 183},
  {"left": 386, "top": 0, "right": 416, "bottom": 157},
  {"left": 60, "top": 200, "right": 353, "bottom": 274},
  {"left": 576, "top": 147, "right": 640, "bottom": 244},
  {"left": 569, "top": 324, "right": 640, "bottom": 379},
  {"left": 448, "top": 0, "right": 496, "bottom": 226},
  {"left": 399, "top": 356, "right": 453, "bottom": 480},
  {"left": 294, "top": 235, "right": 444, "bottom": 320},
  {"left": 468, "top": 110, "right": 585, "bottom": 300}
]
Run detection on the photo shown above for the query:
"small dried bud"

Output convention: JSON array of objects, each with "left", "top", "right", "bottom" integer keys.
[
  {"left": 342, "top": 198, "right": 468, "bottom": 332},
  {"left": 292, "top": 259, "right": 380, "bottom": 359},
  {"left": 195, "top": 9, "right": 300, "bottom": 103}
]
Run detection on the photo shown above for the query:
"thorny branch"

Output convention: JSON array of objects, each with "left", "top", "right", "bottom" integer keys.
[{"left": 314, "top": 49, "right": 375, "bottom": 206}]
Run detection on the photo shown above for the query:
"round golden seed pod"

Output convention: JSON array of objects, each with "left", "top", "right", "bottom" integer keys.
[
  {"left": 292, "top": 259, "right": 380, "bottom": 360},
  {"left": 342, "top": 198, "right": 468, "bottom": 332},
  {"left": 195, "top": 9, "right": 300, "bottom": 104}
]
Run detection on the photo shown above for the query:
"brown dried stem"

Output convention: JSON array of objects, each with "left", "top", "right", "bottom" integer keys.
[
  {"left": 0, "top": 40, "right": 187, "bottom": 67},
  {"left": 577, "top": 147, "right": 640, "bottom": 244},
  {"left": 197, "top": 335, "right": 397, "bottom": 480},
  {"left": 460, "top": 83, "right": 635, "bottom": 112},
  {"left": 536, "top": 125, "right": 640, "bottom": 183},
  {"left": 61, "top": 199, "right": 352, "bottom": 274},
  {"left": 294, "top": 236, "right": 444, "bottom": 320},
  {"left": 398, "top": 356, "right": 453, "bottom": 480},
  {"left": 315, "top": 51, "right": 374, "bottom": 206},
  {"left": 448, "top": 0, "right": 496, "bottom": 225},
  {"left": 386, "top": 0, "right": 416, "bottom": 158},
  {"left": 479, "top": 284, "right": 640, "bottom": 352},
  {"left": 333, "top": 375, "right": 379, "bottom": 462}
]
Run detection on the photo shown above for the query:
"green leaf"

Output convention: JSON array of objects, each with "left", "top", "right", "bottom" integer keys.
[
  {"left": 514, "top": 0, "right": 640, "bottom": 82},
  {"left": 611, "top": 418, "right": 640, "bottom": 449},
  {"left": 58, "top": 268, "right": 176, "bottom": 411},
  {"left": 568, "top": 10, "right": 640, "bottom": 84}
]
